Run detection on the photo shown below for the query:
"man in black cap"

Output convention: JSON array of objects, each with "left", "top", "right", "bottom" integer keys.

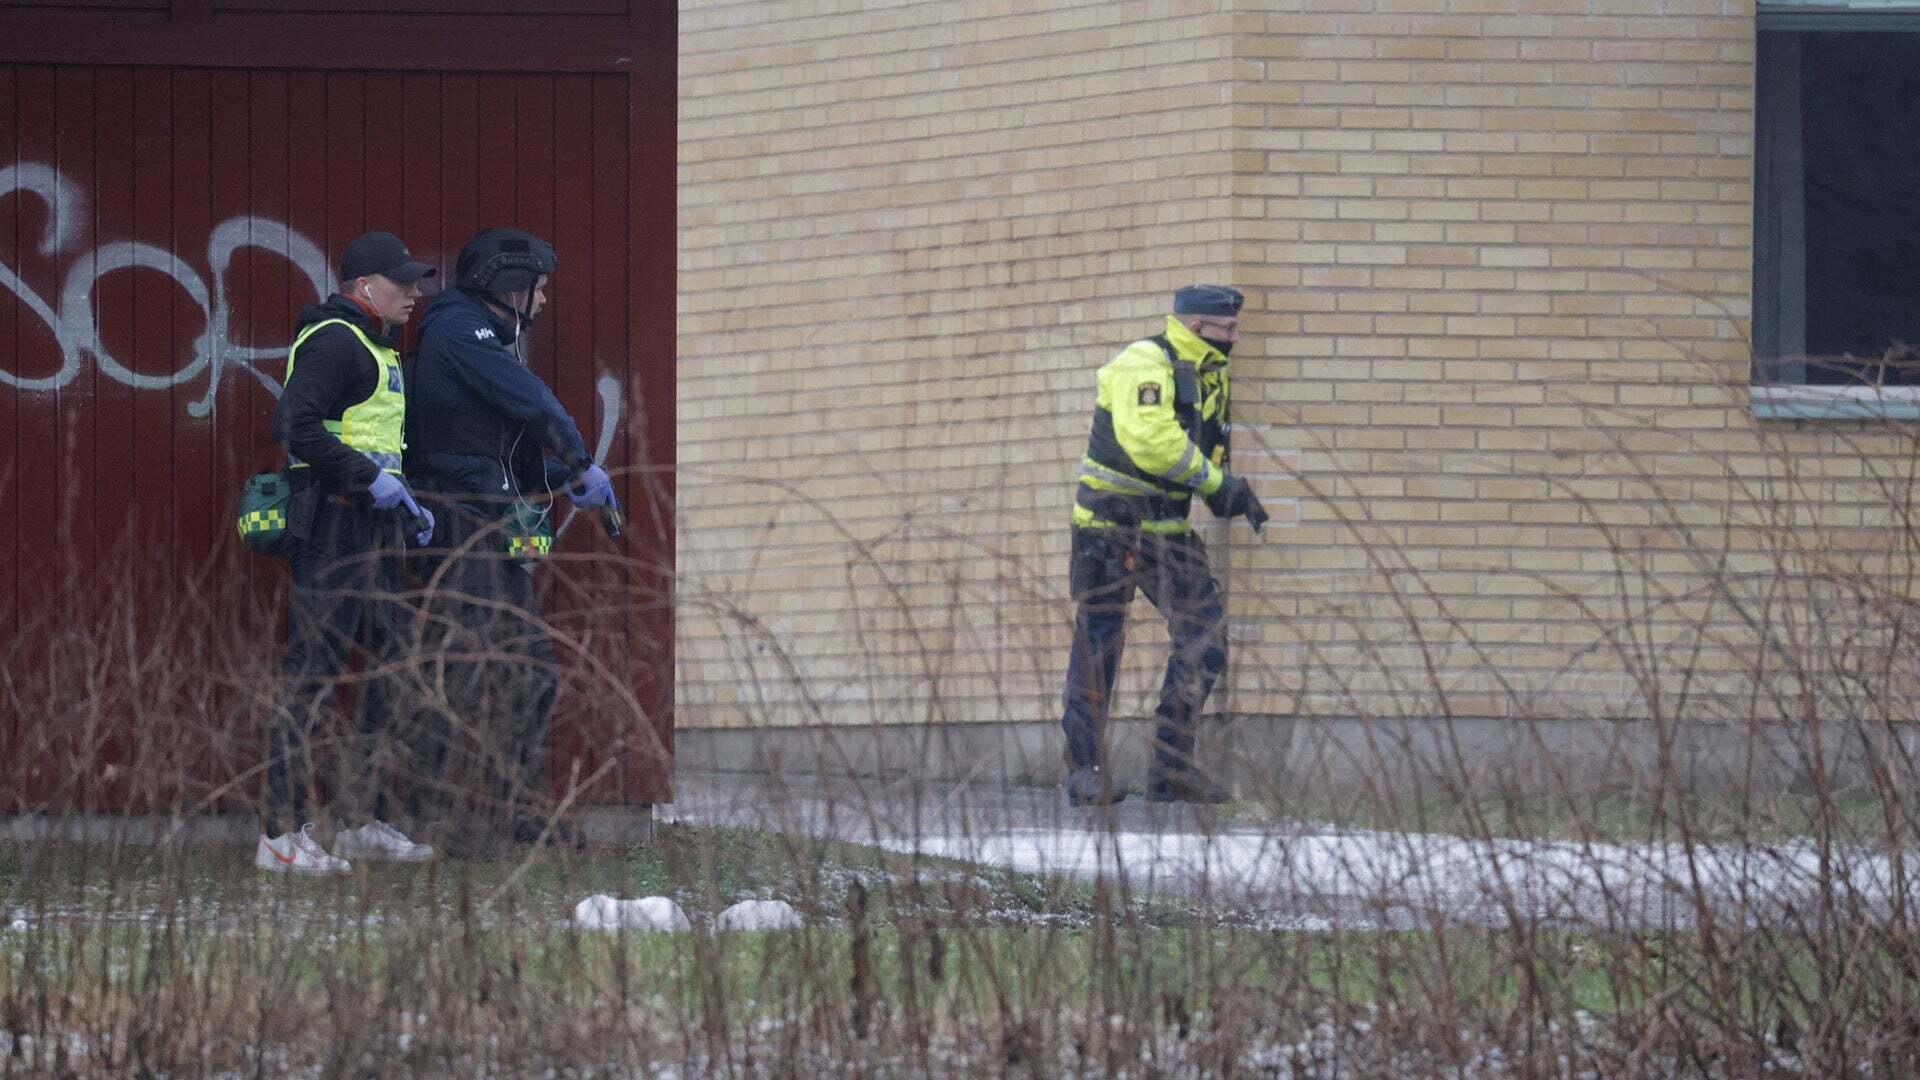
[
  {"left": 1059, "top": 284, "right": 1269, "bottom": 807},
  {"left": 257, "top": 231, "right": 440, "bottom": 874}
]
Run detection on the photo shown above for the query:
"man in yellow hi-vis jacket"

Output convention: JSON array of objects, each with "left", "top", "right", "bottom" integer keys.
[
  {"left": 262, "top": 232, "right": 438, "bottom": 873},
  {"left": 1061, "top": 285, "right": 1268, "bottom": 806}
]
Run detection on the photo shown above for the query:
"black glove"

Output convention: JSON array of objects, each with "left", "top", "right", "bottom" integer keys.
[
  {"left": 1244, "top": 491, "right": 1269, "bottom": 533},
  {"left": 1205, "top": 475, "right": 1252, "bottom": 518},
  {"left": 1205, "top": 475, "right": 1269, "bottom": 533}
]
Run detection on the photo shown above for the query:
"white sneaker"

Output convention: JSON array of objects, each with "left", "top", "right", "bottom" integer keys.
[
  {"left": 332, "top": 820, "right": 435, "bottom": 863},
  {"left": 256, "top": 823, "right": 352, "bottom": 875}
]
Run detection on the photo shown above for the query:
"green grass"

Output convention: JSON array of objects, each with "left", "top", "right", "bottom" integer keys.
[
  {"left": 5, "top": 824, "right": 1917, "bottom": 1074},
  {"left": 0, "top": 823, "right": 1143, "bottom": 937},
  {"left": 0, "top": 824, "right": 1816, "bottom": 1024}
]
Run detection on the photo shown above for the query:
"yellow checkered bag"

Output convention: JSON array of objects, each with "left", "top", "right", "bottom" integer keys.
[
  {"left": 504, "top": 500, "right": 553, "bottom": 564},
  {"left": 236, "top": 470, "right": 291, "bottom": 556}
]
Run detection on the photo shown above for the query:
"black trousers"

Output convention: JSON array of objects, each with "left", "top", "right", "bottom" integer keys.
[
  {"left": 411, "top": 495, "right": 558, "bottom": 824},
  {"left": 1059, "top": 528, "right": 1228, "bottom": 774},
  {"left": 268, "top": 495, "right": 419, "bottom": 836}
]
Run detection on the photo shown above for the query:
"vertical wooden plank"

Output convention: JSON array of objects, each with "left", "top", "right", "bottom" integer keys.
[
  {"left": 0, "top": 66, "right": 19, "bottom": 807},
  {"left": 172, "top": 69, "right": 212, "bottom": 573},
  {"left": 361, "top": 72, "right": 406, "bottom": 355},
  {"left": 585, "top": 71, "right": 632, "bottom": 804},
  {"left": 162, "top": 68, "right": 214, "bottom": 812},
  {"left": 243, "top": 69, "right": 298, "bottom": 813},
  {"left": 51, "top": 69, "right": 96, "bottom": 622},
  {"left": 513, "top": 75, "right": 556, "bottom": 386},
  {"left": 325, "top": 72, "right": 365, "bottom": 277},
  {"left": 56, "top": 66, "right": 101, "bottom": 755},
  {"left": 130, "top": 67, "right": 174, "bottom": 556},
  {"left": 88, "top": 67, "right": 136, "bottom": 577},
  {"left": 545, "top": 73, "right": 595, "bottom": 800},
  {"left": 362, "top": 74, "right": 404, "bottom": 214},
  {"left": 550, "top": 75, "right": 592, "bottom": 487},
  {"left": 213, "top": 69, "right": 261, "bottom": 506},
  {"left": 631, "top": 10, "right": 677, "bottom": 802},
  {"left": 84, "top": 67, "right": 137, "bottom": 811},
  {"left": 88, "top": 67, "right": 135, "bottom": 563},
  {"left": 209, "top": 65, "right": 260, "bottom": 812},
  {"left": 278, "top": 69, "right": 318, "bottom": 399},
  {"left": 474, "top": 74, "right": 514, "bottom": 232},
  {"left": 124, "top": 66, "right": 177, "bottom": 810},
  {"left": 399, "top": 74, "right": 443, "bottom": 329},
  {"left": 0, "top": 67, "right": 18, "bottom": 649},
  {"left": 11, "top": 66, "right": 64, "bottom": 810},
  {"left": 285, "top": 70, "right": 327, "bottom": 350},
  {"left": 613, "top": 66, "right": 674, "bottom": 805},
  {"left": 440, "top": 73, "right": 479, "bottom": 261},
  {"left": 362, "top": 73, "right": 404, "bottom": 236}
]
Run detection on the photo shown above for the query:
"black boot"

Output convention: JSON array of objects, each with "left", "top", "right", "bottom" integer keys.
[
  {"left": 1065, "top": 765, "right": 1128, "bottom": 807},
  {"left": 1146, "top": 768, "right": 1230, "bottom": 804}
]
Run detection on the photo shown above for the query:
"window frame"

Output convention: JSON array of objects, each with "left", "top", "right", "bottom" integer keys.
[{"left": 1751, "top": 4, "right": 1920, "bottom": 419}]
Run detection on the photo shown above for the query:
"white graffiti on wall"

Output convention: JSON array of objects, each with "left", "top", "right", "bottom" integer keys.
[
  {"left": 0, "top": 162, "right": 329, "bottom": 416},
  {"left": 2, "top": 162, "right": 629, "bottom": 453}
]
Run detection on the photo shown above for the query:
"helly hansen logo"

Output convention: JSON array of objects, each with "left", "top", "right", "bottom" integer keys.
[
  {"left": 474, "top": 328, "right": 496, "bottom": 341},
  {"left": 1138, "top": 383, "right": 1162, "bottom": 406}
]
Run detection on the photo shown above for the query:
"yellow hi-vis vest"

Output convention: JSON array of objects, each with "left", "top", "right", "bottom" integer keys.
[{"left": 283, "top": 318, "right": 406, "bottom": 475}]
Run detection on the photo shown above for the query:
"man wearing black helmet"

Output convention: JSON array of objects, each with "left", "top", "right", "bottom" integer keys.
[{"left": 405, "top": 227, "right": 613, "bottom": 855}]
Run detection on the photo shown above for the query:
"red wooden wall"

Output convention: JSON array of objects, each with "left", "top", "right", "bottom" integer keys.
[{"left": 0, "top": 3, "right": 675, "bottom": 810}]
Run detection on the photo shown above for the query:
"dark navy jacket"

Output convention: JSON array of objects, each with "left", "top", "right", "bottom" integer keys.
[{"left": 405, "top": 287, "right": 592, "bottom": 499}]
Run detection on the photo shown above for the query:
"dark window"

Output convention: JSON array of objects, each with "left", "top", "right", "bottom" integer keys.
[{"left": 1755, "top": 26, "right": 1920, "bottom": 386}]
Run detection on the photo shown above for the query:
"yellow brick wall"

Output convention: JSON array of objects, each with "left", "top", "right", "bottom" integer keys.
[
  {"left": 679, "top": 1, "right": 1914, "bottom": 736},
  {"left": 678, "top": 0, "right": 1251, "bottom": 731},
  {"left": 1228, "top": 2, "right": 1768, "bottom": 725}
]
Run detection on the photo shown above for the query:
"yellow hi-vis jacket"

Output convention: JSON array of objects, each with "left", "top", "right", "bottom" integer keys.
[
  {"left": 1072, "top": 316, "right": 1231, "bottom": 535},
  {"left": 283, "top": 318, "right": 407, "bottom": 475}
]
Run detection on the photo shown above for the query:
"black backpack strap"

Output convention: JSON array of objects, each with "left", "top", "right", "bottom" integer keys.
[{"left": 1147, "top": 333, "right": 1200, "bottom": 409}]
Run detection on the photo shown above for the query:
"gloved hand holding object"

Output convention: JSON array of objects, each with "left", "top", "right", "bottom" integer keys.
[
  {"left": 369, "top": 472, "right": 434, "bottom": 543},
  {"left": 1244, "top": 493, "right": 1269, "bottom": 532},
  {"left": 566, "top": 464, "right": 615, "bottom": 509},
  {"left": 411, "top": 505, "right": 436, "bottom": 547},
  {"left": 369, "top": 471, "right": 419, "bottom": 512},
  {"left": 1206, "top": 475, "right": 1269, "bottom": 533}
]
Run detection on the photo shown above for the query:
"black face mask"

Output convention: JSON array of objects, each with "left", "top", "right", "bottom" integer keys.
[{"left": 1201, "top": 335, "right": 1234, "bottom": 357}]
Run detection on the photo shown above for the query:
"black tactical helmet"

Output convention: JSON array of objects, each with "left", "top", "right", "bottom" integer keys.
[{"left": 454, "top": 227, "right": 557, "bottom": 293}]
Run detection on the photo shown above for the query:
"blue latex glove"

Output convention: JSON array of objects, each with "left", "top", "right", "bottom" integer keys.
[
  {"left": 412, "top": 505, "right": 436, "bottom": 548},
  {"left": 566, "top": 464, "right": 616, "bottom": 509},
  {"left": 368, "top": 471, "right": 410, "bottom": 510},
  {"left": 372, "top": 468, "right": 410, "bottom": 507}
]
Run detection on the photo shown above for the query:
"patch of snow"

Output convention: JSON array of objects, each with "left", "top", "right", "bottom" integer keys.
[
  {"left": 883, "top": 825, "right": 1912, "bottom": 929},
  {"left": 716, "top": 899, "right": 804, "bottom": 931},
  {"left": 571, "top": 894, "right": 690, "bottom": 932}
]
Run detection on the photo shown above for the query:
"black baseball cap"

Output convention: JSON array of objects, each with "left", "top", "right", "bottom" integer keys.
[{"left": 338, "top": 231, "right": 436, "bottom": 284}]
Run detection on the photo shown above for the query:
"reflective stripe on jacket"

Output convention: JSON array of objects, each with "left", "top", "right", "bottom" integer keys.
[
  {"left": 284, "top": 318, "right": 406, "bottom": 474},
  {"left": 1073, "top": 315, "right": 1231, "bottom": 534}
]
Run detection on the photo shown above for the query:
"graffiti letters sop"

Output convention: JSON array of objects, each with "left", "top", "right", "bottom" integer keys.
[
  {"left": 0, "top": 162, "right": 330, "bottom": 416},
  {"left": 3, "top": 163, "right": 625, "bottom": 455}
]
